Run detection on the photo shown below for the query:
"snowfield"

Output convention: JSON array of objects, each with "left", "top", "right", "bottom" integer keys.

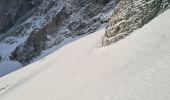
[{"left": 0, "top": 9, "right": 170, "bottom": 100}]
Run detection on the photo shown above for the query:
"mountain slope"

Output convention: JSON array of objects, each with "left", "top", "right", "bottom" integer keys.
[
  {"left": 0, "top": 0, "right": 115, "bottom": 76},
  {"left": 0, "top": 9, "right": 170, "bottom": 100}
]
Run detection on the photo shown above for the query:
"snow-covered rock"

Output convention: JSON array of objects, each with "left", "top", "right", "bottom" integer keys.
[{"left": 102, "top": 0, "right": 170, "bottom": 46}]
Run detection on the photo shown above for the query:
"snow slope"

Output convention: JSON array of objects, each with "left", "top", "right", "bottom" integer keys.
[
  {"left": 0, "top": 9, "right": 170, "bottom": 100},
  {"left": 0, "top": 0, "right": 115, "bottom": 76}
]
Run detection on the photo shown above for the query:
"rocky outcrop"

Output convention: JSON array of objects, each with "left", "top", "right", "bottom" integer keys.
[
  {"left": 102, "top": 0, "right": 170, "bottom": 46},
  {"left": 10, "top": 28, "right": 48, "bottom": 64},
  {"left": 0, "top": 0, "right": 116, "bottom": 64}
]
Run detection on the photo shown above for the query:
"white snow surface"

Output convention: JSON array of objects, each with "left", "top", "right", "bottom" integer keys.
[{"left": 0, "top": 10, "right": 170, "bottom": 100}]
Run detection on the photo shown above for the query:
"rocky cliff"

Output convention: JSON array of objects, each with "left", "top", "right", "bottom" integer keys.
[
  {"left": 0, "top": 0, "right": 115, "bottom": 65},
  {"left": 102, "top": 0, "right": 170, "bottom": 46}
]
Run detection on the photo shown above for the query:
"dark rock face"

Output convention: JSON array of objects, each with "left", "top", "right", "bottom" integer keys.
[
  {"left": 0, "top": 0, "right": 42, "bottom": 33},
  {"left": 10, "top": 28, "right": 47, "bottom": 64},
  {"left": 3, "top": 0, "right": 115, "bottom": 64},
  {"left": 102, "top": 0, "right": 170, "bottom": 46}
]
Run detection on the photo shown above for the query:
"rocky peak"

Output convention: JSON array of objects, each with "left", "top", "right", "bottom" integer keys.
[{"left": 102, "top": 0, "right": 170, "bottom": 46}]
